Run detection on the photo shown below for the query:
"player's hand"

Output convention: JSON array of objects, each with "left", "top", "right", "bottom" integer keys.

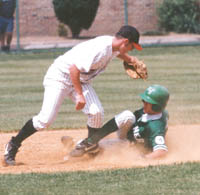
[
  {"left": 75, "top": 94, "right": 86, "bottom": 110},
  {"left": 128, "top": 56, "right": 139, "bottom": 64}
]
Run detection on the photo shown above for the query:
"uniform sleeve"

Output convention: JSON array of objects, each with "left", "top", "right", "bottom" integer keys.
[
  {"left": 152, "top": 135, "right": 167, "bottom": 151},
  {"left": 148, "top": 122, "right": 168, "bottom": 151}
]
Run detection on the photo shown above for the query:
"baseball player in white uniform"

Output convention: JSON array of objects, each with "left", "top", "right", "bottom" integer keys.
[{"left": 4, "top": 25, "right": 143, "bottom": 166}]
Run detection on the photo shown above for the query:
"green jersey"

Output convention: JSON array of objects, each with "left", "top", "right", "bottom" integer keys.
[{"left": 127, "top": 108, "right": 169, "bottom": 151}]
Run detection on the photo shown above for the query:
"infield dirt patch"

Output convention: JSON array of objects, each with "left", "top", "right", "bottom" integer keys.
[{"left": 1, "top": 124, "right": 200, "bottom": 174}]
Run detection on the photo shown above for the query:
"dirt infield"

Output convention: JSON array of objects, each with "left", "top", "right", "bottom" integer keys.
[{"left": 1, "top": 124, "right": 200, "bottom": 174}]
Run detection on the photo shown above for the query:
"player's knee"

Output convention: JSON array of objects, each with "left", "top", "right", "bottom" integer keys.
[
  {"left": 32, "top": 115, "right": 54, "bottom": 130},
  {"left": 115, "top": 110, "right": 136, "bottom": 127},
  {"left": 124, "top": 110, "right": 135, "bottom": 124},
  {"left": 115, "top": 110, "right": 136, "bottom": 140},
  {"left": 87, "top": 104, "right": 104, "bottom": 128}
]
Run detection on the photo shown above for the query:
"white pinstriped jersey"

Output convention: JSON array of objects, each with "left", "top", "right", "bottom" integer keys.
[
  {"left": 35, "top": 35, "right": 120, "bottom": 130},
  {"left": 44, "top": 36, "right": 119, "bottom": 85}
]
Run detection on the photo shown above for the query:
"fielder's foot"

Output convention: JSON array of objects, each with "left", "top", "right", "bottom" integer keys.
[
  {"left": 3, "top": 137, "right": 20, "bottom": 166},
  {"left": 70, "top": 139, "right": 99, "bottom": 157}
]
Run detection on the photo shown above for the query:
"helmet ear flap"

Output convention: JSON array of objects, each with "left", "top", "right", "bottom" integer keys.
[{"left": 152, "top": 104, "right": 162, "bottom": 112}]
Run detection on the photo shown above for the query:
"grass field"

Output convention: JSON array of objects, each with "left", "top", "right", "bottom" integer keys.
[
  {"left": 0, "top": 46, "right": 200, "bottom": 194},
  {"left": 1, "top": 162, "right": 200, "bottom": 194},
  {"left": 0, "top": 46, "right": 200, "bottom": 131}
]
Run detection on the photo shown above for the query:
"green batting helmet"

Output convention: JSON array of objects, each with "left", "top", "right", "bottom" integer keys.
[{"left": 140, "top": 85, "right": 170, "bottom": 111}]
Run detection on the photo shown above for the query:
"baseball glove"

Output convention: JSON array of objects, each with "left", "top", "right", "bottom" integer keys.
[{"left": 123, "top": 60, "right": 148, "bottom": 80}]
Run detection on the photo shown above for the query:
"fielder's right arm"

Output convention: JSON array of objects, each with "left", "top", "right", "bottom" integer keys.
[{"left": 69, "top": 64, "right": 86, "bottom": 110}]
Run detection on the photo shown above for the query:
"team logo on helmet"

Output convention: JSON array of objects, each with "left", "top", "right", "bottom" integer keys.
[{"left": 147, "top": 86, "right": 156, "bottom": 95}]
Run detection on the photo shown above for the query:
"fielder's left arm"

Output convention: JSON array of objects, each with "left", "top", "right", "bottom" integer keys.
[{"left": 117, "top": 53, "right": 138, "bottom": 64}]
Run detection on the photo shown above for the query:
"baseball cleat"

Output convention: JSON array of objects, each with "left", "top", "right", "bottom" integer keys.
[
  {"left": 69, "top": 139, "right": 99, "bottom": 157},
  {"left": 4, "top": 137, "right": 20, "bottom": 166}
]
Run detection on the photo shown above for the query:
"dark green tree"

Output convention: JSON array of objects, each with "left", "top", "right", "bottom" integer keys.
[
  {"left": 157, "top": 0, "right": 200, "bottom": 33},
  {"left": 52, "top": 0, "right": 100, "bottom": 38}
]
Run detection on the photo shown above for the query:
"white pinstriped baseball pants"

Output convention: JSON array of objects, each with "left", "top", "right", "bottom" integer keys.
[{"left": 32, "top": 81, "right": 104, "bottom": 131}]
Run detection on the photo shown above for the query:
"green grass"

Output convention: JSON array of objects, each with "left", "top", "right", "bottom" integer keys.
[
  {"left": 1, "top": 162, "right": 200, "bottom": 195},
  {"left": 0, "top": 46, "right": 200, "bottom": 131}
]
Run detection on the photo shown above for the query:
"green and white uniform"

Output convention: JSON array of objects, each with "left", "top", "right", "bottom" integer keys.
[
  {"left": 115, "top": 108, "right": 169, "bottom": 151},
  {"left": 129, "top": 108, "right": 168, "bottom": 151}
]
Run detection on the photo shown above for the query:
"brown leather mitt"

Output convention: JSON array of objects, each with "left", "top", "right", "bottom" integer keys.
[{"left": 123, "top": 60, "right": 148, "bottom": 80}]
